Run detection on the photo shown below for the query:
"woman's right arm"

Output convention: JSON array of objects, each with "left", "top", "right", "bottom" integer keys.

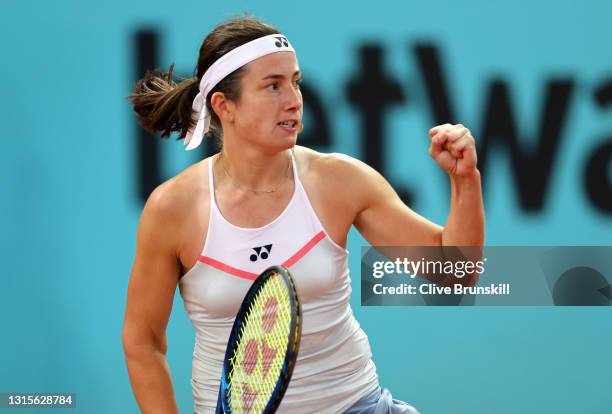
[{"left": 122, "top": 185, "right": 183, "bottom": 414}]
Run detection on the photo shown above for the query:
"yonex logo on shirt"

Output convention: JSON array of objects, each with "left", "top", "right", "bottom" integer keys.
[{"left": 250, "top": 244, "right": 273, "bottom": 262}]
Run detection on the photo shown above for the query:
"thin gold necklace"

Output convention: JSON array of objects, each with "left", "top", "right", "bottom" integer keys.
[{"left": 217, "top": 151, "right": 292, "bottom": 194}]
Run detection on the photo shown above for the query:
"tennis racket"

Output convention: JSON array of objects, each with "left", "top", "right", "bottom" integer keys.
[{"left": 215, "top": 265, "right": 302, "bottom": 414}]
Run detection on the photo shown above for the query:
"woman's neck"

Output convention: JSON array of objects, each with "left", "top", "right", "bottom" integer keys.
[{"left": 216, "top": 143, "right": 293, "bottom": 194}]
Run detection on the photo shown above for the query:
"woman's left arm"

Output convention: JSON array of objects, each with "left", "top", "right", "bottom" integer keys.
[
  {"left": 346, "top": 123, "right": 484, "bottom": 248},
  {"left": 430, "top": 123, "right": 485, "bottom": 247}
]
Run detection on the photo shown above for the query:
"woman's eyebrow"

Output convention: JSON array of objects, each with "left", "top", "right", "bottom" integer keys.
[{"left": 261, "top": 70, "right": 301, "bottom": 81}]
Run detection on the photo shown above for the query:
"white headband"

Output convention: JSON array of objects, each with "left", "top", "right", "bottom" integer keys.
[{"left": 184, "top": 33, "right": 296, "bottom": 151}]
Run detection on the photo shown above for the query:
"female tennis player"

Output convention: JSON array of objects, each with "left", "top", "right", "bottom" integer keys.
[{"left": 122, "top": 17, "right": 484, "bottom": 414}]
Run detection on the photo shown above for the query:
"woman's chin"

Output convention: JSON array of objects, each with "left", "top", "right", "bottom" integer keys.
[{"left": 269, "top": 133, "right": 298, "bottom": 150}]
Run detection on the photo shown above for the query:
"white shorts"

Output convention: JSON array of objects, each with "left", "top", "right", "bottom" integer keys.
[{"left": 344, "top": 387, "right": 420, "bottom": 414}]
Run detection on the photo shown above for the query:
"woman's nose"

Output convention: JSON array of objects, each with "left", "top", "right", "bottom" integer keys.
[{"left": 285, "top": 86, "right": 302, "bottom": 111}]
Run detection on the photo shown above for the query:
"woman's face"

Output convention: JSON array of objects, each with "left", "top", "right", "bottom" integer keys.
[{"left": 228, "top": 51, "right": 303, "bottom": 153}]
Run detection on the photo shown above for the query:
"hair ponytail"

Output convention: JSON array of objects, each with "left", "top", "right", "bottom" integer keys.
[
  {"left": 128, "top": 16, "right": 280, "bottom": 143},
  {"left": 128, "top": 64, "right": 199, "bottom": 139}
]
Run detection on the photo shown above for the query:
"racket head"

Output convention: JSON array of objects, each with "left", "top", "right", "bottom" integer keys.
[{"left": 218, "top": 265, "right": 301, "bottom": 414}]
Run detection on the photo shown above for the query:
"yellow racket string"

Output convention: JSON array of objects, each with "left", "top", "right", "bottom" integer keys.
[{"left": 228, "top": 274, "right": 292, "bottom": 413}]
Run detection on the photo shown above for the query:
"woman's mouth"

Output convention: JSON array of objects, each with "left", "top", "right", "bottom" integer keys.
[{"left": 278, "top": 120, "right": 298, "bottom": 132}]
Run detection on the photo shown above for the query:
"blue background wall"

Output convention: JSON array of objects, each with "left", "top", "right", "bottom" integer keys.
[{"left": 1, "top": 1, "right": 611, "bottom": 413}]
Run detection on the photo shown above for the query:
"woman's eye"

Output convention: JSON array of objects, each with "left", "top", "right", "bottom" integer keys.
[
  {"left": 266, "top": 83, "right": 280, "bottom": 92},
  {"left": 293, "top": 79, "right": 302, "bottom": 89}
]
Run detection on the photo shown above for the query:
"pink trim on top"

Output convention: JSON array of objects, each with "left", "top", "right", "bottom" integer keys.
[
  {"left": 282, "top": 231, "right": 325, "bottom": 267},
  {"left": 198, "top": 256, "right": 259, "bottom": 280},
  {"left": 198, "top": 230, "right": 326, "bottom": 280}
]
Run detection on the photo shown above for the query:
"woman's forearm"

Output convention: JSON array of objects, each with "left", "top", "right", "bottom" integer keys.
[
  {"left": 124, "top": 344, "right": 180, "bottom": 414},
  {"left": 437, "top": 170, "right": 485, "bottom": 286},
  {"left": 442, "top": 170, "right": 485, "bottom": 247}
]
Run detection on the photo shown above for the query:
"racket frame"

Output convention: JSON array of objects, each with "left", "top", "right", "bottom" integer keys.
[{"left": 216, "top": 265, "right": 301, "bottom": 414}]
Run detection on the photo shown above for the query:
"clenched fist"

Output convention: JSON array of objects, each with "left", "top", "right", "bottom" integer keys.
[{"left": 428, "top": 123, "right": 478, "bottom": 177}]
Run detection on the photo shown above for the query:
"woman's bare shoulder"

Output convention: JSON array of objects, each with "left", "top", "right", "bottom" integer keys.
[
  {"left": 294, "top": 145, "right": 366, "bottom": 182},
  {"left": 141, "top": 157, "right": 211, "bottom": 225}
]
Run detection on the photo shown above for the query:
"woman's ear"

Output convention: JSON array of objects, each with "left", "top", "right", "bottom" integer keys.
[{"left": 210, "top": 91, "right": 235, "bottom": 124}]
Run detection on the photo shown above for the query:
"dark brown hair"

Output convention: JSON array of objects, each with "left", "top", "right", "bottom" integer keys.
[{"left": 128, "top": 16, "right": 280, "bottom": 141}]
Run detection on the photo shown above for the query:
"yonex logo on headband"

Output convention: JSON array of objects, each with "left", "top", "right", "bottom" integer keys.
[
  {"left": 184, "top": 33, "right": 296, "bottom": 151},
  {"left": 274, "top": 36, "right": 289, "bottom": 48}
]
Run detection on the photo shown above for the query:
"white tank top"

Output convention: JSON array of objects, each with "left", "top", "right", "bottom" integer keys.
[{"left": 179, "top": 149, "right": 379, "bottom": 414}]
